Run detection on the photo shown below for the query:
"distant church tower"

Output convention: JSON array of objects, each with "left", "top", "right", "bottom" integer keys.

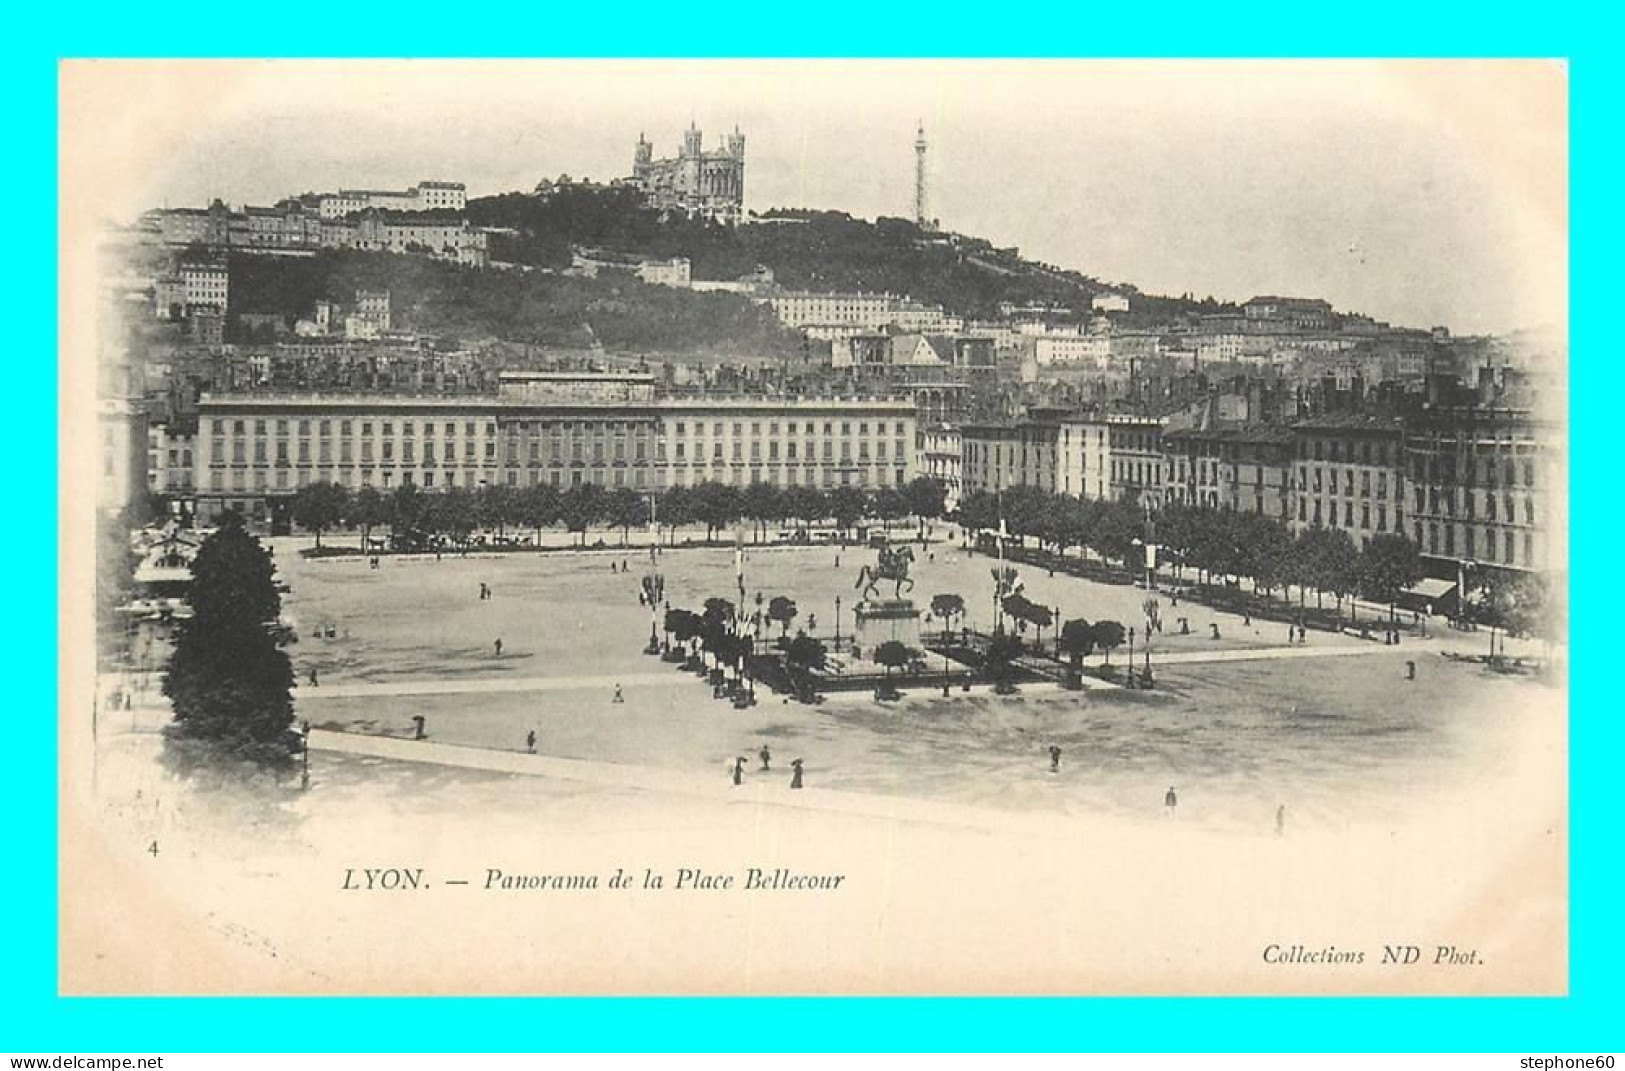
[
  {"left": 628, "top": 122, "right": 747, "bottom": 226},
  {"left": 914, "top": 121, "right": 929, "bottom": 229}
]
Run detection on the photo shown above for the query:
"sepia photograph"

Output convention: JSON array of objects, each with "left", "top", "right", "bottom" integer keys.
[{"left": 58, "top": 58, "right": 1568, "bottom": 996}]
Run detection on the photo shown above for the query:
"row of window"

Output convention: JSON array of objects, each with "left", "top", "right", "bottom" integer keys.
[
  {"left": 1109, "top": 432, "right": 1161, "bottom": 452},
  {"left": 1298, "top": 438, "right": 1398, "bottom": 465},
  {"left": 675, "top": 439, "right": 904, "bottom": 462},
  {"left": 1177, "top": 461, "right": 1287, "bottom": 487},
  {"left": 1419, "top": 522, "right": 1535, "bottom": 567},
  {"left": 1415, "top": 487, "right": 1538, "bottom": 524},
  {"left": 1301, "top": 498, "right": 1401, "bottom": 533},
  {"left": 1112, "top": 460, "right": 1163, "bottom": 486},
  {"left": 672, "top": 420, "right": 907, "bottom": 437},
  {"left": 205, "top": 464, "right": 913, "bottom": 495},
  {"left": 207, "top": 417, "right": 912, "bottom": 441},
  {"left": 212, "top": 418, "right": 501, "bottom": 439},
  {"left": 1301, "top": 467, "right": 1389, "bottom": 498},
  {"left": 1412, "top": 456, "right": 1538, "bottom": 488},
  {"left": 210, "top": 436, "right": 912, "bottom": 467}
]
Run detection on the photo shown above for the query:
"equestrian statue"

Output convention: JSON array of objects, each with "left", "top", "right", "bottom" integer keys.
[{"left": 854, "top": 542, "right": 916, "bottom": 601}]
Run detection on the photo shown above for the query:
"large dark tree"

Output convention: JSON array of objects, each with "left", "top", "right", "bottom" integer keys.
[
  {"left": 1059, "top": 617, "right": 1096, "bottom": 688},
  {"left": 782, "top": 485, "right": 829, "bottom": 528},
  {"left": 1059, "top": 617, "right": 1096, "bottom": 666},
  {"left": 291, "top": 481, "right": 350, "bottom": 548},
  {"left": 929, "top": 592, "right": 965, "bottom": 640},
  {"left": 827, "top": 486, "right": 868, "bottom": 539},
  {"left": 607, "top": 486, "right": 648, "bottom": 546},
  {"left": 873, "top": 640, "right": 913, "bottom": 679},
  {"left": 767, "top": 595, "right": 799, "bottom": 639},
  {"left": 559, "top": 483, "right": 607, "bottom": 546},
  {"left": 354, "top": 485, "right": 388, "bottom": 551},
  {"left": 903, "top": 476, "right": 948, "bottom": 525},
  {"left": 519, "top": 482, "right": 561, "bottom": 544},
  {"left": 741, "top": 481, "right": 783, "bottom": 543},
  {"left": 1360, "top": 533, "right": 1423, "bottom": 623},
  {"left": 161, "top": 514, "right": 301, "bottom": 776},
  {"left": 984, "top": 630, "right": 1024, "bottom": 694},
  {"left": 690, "top": 481, "right": 744, "bottom": 542},
  {"left": 1090, "top": 620, "right": 1126, "bottom": 665},
  {"left": 429, "top": 486, "right": 478, "bottom": 547},
  {"left": 783, "top": 634, "right": 829, "bottom": 701}
]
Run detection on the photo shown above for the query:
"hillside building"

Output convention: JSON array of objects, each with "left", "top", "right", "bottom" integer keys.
[{"left": 631, "top": 124, "right": 746, "bottom": 226}]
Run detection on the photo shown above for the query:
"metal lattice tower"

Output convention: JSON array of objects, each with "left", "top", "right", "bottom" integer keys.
[{"left": 914, "top": 121, "right": 929, "bottom": 228}]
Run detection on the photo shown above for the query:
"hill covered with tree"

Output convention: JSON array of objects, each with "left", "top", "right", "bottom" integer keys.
[
  {"left": 467, "top": 186, "right": 1240, "bottom": 323},
  {"left": 225, "top": 249, "right": 801, "bottom": 356}
]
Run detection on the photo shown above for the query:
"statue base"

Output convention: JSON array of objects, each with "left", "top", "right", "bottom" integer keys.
[{"left": 854, "top": 599, "right": 922, "bottom": 650}]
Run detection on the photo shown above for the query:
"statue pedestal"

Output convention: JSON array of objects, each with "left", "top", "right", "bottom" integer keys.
[{"left": 854, "top": 599, "right": 922, "bottom": 650}]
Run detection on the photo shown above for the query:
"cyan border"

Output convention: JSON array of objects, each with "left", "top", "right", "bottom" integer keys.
[{"left": 22, "top": 4, "right": 1616, "bottom": 1050}]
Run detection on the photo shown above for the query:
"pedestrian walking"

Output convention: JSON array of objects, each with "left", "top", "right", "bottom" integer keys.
[
  {"left": 1164, "top": 786, "right": 1178, "bottom": 817},
  {"left": 1287, "top": 624, "right": 1295, "bottom": 644},
  {"left": 1276, "top": 804, "right": 1286, "bottom": 837},
  {"left": 494, "top": 637, "right": 503, "bottom": 657},
  {"left": 1406, "top": 660, "right": 1416, "bottom": 681},
  {"left": 1049, "top": 745, "right": 1062, "bottom": 773},
  {"left": 1296, "top": 625, "right": 1306, "bottom": 644},
  {"left": 1210, "top": 623, "right": 1221, "bottom": 640},
  {"left": 790, "top": 759, "right": 804, "bottom": 790},
  {"left": 308, "top": 668, "right": 319, "bottom": 687},
  {"left": 732, "top": 756, "right": 745, "bottom": 786},
  {"left": 526, "top": 729, "right": 536, "bottom": 754},
  {"left": 412, "top": 714, "right": 427, "bottom": 740},
  {"left": 613, "top": 683, "right": 624, "bottom": 703},
  {"left": 759, "top": 746, "right": 772, "bottom": 771}
]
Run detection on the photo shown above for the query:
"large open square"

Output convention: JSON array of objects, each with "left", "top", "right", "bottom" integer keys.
[
  {"left": 277, "top": 534, "right": 1558, "bottom": 834},
  {"left": 73, "top": 530, "right": 1567, "bottom": 995}
]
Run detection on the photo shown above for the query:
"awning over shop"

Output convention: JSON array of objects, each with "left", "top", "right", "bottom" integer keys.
[{"left": 1404, "top": 578, "right": 1457, "bottom": 600}]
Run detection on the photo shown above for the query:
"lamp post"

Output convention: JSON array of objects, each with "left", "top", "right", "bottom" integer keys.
[
  {"left": 643, "top": 572, "right": 664, "bottom": 655},
  {"left": 1128, "top": 626, "right": 1136, "bottom": 685},
  {"left": 926, "top": 612, "right": 951, "bottom": 696},
  {"left": 835, "top": 595, "right": 842, "bottom": 652}
]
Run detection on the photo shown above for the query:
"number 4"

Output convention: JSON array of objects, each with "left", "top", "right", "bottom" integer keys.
[{"left": 147, "top": 841, "right": 159, "bottom": 857}]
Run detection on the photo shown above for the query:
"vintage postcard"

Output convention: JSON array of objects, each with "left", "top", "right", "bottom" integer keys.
[{"left": 59, "top": 58, "right": 1568, "bottom": 995}]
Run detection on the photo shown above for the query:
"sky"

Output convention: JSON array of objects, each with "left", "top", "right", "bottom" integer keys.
[{"left": 63, "top": 59, "right": 1567, "bottom": 337}]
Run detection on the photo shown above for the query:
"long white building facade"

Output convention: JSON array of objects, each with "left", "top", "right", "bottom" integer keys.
[{"left": 190, "top": 373, "right": 917, "bottom": 523}]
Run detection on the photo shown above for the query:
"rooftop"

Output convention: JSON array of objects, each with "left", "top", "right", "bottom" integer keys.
[{"left": 1292, "top": 413, "right": 1404, "bottom": 433}]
